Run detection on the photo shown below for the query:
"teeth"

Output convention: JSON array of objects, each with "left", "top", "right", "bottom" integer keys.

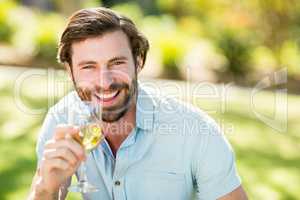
[{"left": 98, "top": 91, "right": 118, "bottom": 100}]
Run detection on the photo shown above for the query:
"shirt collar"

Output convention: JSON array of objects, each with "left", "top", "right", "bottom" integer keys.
[
  {"left": 98, "top": 84, "right": 156, "bottom": 153},
  {"left": 136, "top": 84, "right": 156, "bottom": 131}
]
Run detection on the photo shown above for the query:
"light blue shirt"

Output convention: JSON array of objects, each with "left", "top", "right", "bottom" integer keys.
[{"left": 36, "top": 84, "right": 241, "bottom": 200}]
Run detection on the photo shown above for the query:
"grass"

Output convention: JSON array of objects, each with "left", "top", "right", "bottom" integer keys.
[{"left": 0, "top": 67, "right": 299, "bottom": 200}]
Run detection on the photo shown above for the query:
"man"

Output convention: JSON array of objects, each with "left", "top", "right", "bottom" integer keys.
[{"left": 28, "top": 7, "right": 248, "bottom": 200}]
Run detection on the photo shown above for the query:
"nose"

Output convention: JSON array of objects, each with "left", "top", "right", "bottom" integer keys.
[{"left": 97, "top": 68, "right": 113, "bottom": 91}]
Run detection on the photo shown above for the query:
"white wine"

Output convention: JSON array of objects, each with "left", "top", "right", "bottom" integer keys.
[{"left": 79, "top": 123, "right": 103, "bottom": 151}]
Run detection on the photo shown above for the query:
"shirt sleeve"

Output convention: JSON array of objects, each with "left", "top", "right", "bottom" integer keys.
[
  {"left": 36, "top": 108, "right": 59, "bottom": 167},
  {"left": 192, "top": 121, "right": 241, "bottom": 200}
]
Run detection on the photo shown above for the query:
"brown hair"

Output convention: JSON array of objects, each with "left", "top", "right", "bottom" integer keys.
[{"left": 57, "top": 7, "right": 149, "bottom": 68}]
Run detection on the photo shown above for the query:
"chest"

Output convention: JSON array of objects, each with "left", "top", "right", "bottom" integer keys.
[{"left": 81, "top": 135, "right": 195, "bottom": 200}]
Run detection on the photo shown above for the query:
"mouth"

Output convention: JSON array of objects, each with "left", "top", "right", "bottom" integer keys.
[{"left": 95, "top": 90, "right": 120, "bottom": 104}]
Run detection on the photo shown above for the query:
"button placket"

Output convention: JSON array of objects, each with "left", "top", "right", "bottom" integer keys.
[{"left": 112, "top": 150, "right": 126, "bottom": 200}]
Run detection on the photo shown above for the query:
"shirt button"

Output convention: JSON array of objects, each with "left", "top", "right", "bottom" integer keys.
[{"left": 114, "top": 180, "right": 121, "bottom": 186}]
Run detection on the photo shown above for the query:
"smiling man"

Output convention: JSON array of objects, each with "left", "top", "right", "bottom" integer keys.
[{"left": 28, "top": 7, "right": 248, "bottom": 200}]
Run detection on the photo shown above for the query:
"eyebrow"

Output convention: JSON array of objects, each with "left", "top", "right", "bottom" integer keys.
[{"left": 108, "top": 56, "right": 128, "bottom": 64}]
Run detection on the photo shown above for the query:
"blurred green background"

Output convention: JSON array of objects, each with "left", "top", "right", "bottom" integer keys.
[{"left": 0, "top": 0, "right": 299, "bottom": 199}]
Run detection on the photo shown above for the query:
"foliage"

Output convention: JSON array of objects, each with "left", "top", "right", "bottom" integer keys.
[
  {"left": 34, "top": 13, "right": 64, "bottom": 66},
  {"left": 216, "top": 30, "right": 252, "bottom": 80},
  {"left": 153, "top": 0, "right": 300, "bottom": 83},
  {"left": 0, "top": 1, "right": 17, "bottom": 43},
  {"left": 0, "top": 0, "right": 300, "bottom": 88},
  {"left": 0, "top": 2, "right": 66, "bottom": 67},
  {"left": 141, "top": 15, "right": 191, "bottom": 79},
  {"left": 111, "top": 2, "right": 143, "bottom": 25},
  {"left": 279, "top": 41, "right": 300, "bottom": 78},
  {"left": 250, "top": 46, "right": 278, "bottom": 74}
]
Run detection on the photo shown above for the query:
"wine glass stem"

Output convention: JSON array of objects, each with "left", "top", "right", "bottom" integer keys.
[
  {"left": 79, "top": 152, "right": 89, "bottom": 183},
  {"left": 79, "top": 162, "right": 87, "bottom": 182}
]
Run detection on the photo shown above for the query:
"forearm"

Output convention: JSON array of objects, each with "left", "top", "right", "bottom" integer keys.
[
  {"left": 28, "top": 182, "right": 59, "bottom": 200},
  {"left": 28, "top": 191, "right": 58, "bottom": 200},
  {"left": 27, "top": 175, "right": 62, "bottom": 200}
]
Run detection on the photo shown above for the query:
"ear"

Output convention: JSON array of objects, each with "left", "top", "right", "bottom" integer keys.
[{"left": 136, "top": 56, "right": 143, "bottom": 74}]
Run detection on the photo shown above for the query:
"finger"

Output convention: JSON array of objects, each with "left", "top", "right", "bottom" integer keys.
[
  {"left": 43, "top": 158, "right": 70, "bottom": 171},
  {"left": 54, "top": 125, "right": 79, "bottom": 140},
  {"left": 44, "top": 148, "right": 78, "bottom": 167},
  {"left": 66, "top": 130, "right": 82, "bottom": 145},
  {"left": 45, "top": 139, "right": 85, "bottom": 161}
]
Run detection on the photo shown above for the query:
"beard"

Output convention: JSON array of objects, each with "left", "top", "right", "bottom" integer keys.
[
  {"left": 74, "top": 74, "right": 138, "bottom": 123},
  {"left": 100, "top": 76, "right": 137, "bottom": 122}
]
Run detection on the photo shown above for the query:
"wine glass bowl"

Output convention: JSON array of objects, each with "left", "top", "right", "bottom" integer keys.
[{"left": 79, "top": 123, "right": 104, "bottom": 151}]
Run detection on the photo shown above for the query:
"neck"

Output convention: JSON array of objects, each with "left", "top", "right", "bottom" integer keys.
[{"left": 102, "top": 100, "right": 137, "bottom": 156}]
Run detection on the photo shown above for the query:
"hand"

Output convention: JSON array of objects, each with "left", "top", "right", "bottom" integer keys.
[{"left": 37, "top": 124, "right": 86, "bottom": 194}]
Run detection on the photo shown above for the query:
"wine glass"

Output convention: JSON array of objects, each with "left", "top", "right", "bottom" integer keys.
[{"left": 68, "top": 101, "right": 104, "bottom": 193}]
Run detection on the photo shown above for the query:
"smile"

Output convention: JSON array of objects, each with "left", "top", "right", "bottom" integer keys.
[{"left": 95, "top": 90, "right": 120, "bottom": 102}]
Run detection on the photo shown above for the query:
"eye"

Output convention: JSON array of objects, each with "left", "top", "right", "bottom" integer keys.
[
  {"left": 81, "top": 65, "right": 95, "bottom": 70},
  {"left": 108, "top": 61, "right": 126, "bottom": 69},
  {"left": 113, "top": 61, "right": 125, "bottom": 65}
]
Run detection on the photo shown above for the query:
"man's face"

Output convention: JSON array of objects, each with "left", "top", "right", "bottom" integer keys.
[{"left": 69, "top": 30, "right": 138, "bottom": 122}]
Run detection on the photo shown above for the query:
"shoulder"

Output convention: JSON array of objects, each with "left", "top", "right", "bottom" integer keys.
[
  {"left": 36, "top": 91, "right": 81, "bottom": 160},
  {"left": 144, "top": 83, "right": 225, "bottom": 144},
  {"left": 151, "top": 92, "right": 218, "bottom": 136},
  {"left": 49, "top": 90, "right": 80, "bottom": 117},
  {"left": 141, "top": 85, "right": 227, "bottom": 162},
  {"left": 37, "top": 90, "right": 80, "bottom": 141}
]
